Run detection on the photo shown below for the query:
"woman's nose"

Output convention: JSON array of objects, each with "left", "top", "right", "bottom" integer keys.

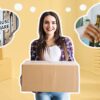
[{"left": 48, "top": 23, "right": 52, "bottom": 27}]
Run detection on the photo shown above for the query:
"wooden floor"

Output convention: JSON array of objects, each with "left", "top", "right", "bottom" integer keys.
[
  {"left": 71, "top": 69, "right": 100, "bottom": 100},
  {"left": 0, "top": 57, "right": 100, "bottom": 100},
  {"left": 0, "top": 70, "right": 100, "bottom": 100},
  {"left": 0, "top": 78, "right": 34, "bottom": 100}
]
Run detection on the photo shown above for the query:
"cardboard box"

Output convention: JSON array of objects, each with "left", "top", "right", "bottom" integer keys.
[{"left": 21, "top": 61, "right": 79, "bottom": 92}]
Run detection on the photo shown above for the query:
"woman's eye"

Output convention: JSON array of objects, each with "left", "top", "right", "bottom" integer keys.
[
  {"left": 52, "top": 21, "right": 56, "bottom": 24},
  {"left": 44, "top": 21, "right": 49, "bottom": 24}
]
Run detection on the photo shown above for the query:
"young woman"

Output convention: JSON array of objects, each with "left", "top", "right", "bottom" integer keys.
[{"left": 31, "top": 11, "right": 75, "bottom": 100}]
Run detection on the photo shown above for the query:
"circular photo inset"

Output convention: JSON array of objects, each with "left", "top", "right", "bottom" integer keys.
[
  {"left": 76, "top": 3, "right": 100, "bottom": 48},
  {"left": 0, "top": 10, "right": 19, "bottom": 47}
]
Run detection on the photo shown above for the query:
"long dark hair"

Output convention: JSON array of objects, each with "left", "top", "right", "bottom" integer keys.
[{"left": 37, "top": 11, "right": 68, "bottom": 60}]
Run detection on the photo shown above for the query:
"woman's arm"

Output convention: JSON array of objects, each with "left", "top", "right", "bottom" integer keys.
[
  {"left": 31, "top": 40, "right": 38, "bottom": 60},
  {"left": 65, "top": 37, "right": 75, "bottom": 61}
]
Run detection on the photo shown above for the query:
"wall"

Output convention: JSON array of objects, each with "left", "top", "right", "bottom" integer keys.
[{"left": 0, "top": 0, "right": 100, "bottom": 100}]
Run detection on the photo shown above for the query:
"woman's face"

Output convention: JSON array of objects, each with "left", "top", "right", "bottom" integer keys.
[{"left": 43, "top": 15, "right": 57, "bottom": 37}]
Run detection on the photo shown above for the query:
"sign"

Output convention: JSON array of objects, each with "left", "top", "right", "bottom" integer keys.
[{"left": 0, "top": 20, "right": 10, "bottom": 30}]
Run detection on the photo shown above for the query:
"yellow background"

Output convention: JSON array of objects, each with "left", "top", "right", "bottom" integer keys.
[{"left": 0, "top": 0, "right": 100, "bottom": 100}]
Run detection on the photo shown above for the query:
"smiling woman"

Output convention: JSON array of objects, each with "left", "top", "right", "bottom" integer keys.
[{"left": 30, "top": 11, "right": 75, "bottom": 100}]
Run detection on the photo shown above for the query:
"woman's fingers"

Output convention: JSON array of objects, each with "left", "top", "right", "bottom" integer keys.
[
  {"left": 90, "top": 24, "right": 100, "bottom": 34},
  {"left": 87, "top": 24, "right": 99, "bottom": 38},
  {"left": 90, "top": 24, "right": 100, "bottom": 41},
  {"left": 84, "top": 24, "right": 100, "bottom": 42},
  {"left": 83, "top": 31, "right": 94, "bottom": 42}
]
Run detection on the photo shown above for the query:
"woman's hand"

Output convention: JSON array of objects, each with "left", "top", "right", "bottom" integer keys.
[
  {"left": 20, "top": 75, "right": 22, "bottom": 86},
  {"left": 82, "top": 24, "right": 100, "bottom": 42}
]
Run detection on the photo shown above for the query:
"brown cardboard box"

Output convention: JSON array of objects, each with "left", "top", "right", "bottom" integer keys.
[{"left": 21, "top": 61, "right": 79, "bottom": 92}]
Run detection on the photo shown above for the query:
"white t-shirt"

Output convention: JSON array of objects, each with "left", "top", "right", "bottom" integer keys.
[{"left": 43, "top": 45, "right": 61, "bottom": 62}]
